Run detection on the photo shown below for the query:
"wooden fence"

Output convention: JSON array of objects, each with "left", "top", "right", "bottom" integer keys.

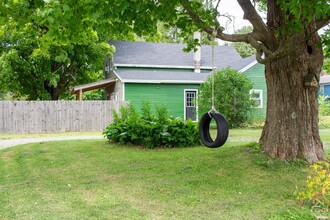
[{"left": 0, "top": 101, "right": 126, "bottom": 134}]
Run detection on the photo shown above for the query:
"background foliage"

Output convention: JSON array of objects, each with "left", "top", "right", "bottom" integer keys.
[
  {"left": 198, "top": 68, "right": 253, "bottom": 128},
  {"left": 231, "top": 26, "right": 256, "bottom": 58},
  {"left": 319, "top": 95, "right": 330, "bottom": 117},
  {"left": 0, "top": 0, "right": 117, "bottom": 100}
]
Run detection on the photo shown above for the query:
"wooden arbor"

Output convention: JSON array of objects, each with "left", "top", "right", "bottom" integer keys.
[{"left": 71, "top": 78, "right": 117, "bottom": 100}]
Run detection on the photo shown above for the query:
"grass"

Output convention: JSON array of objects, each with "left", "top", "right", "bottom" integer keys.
[
  {"left": 320, "top": 129, "right": 330, "bottom": 146},
  {"left": 0, "top": 132, "right": 101, "bottom": 139},
  {"left": 1, "top": 129, "right": 330, "bottom": 219}
]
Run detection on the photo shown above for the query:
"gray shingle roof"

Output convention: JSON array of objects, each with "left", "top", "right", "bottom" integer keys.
[
  {"left": 109, "top": 40, "right": 244, "bottom": 69},
  {"left": 108, "top": 40, "right": 259, "bottom": 83},
  {"left": 115, "top": 69, "right": 210, "bottom": 83},
  {"left": 229, "top": 55, "right": 256, "bottom": 71}
]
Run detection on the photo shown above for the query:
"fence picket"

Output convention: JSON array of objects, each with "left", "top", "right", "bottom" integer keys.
[{"left": 0, "top": 101, "right": 126, "bottom": 134}]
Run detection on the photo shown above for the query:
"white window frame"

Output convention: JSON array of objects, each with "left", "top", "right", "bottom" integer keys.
[
  {"left": 320, "top": 85, "right": 325, "bottom": 95},
  {"left": 250, "top": 89, "right": 263, "bottom": 108}
]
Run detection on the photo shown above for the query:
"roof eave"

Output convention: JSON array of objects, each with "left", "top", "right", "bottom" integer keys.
[
  {"left": 115, "top": 63, "right": 213, "bottom": 70},
  {"left": 121, "top": 79, "right": 204, "bottom": 84},
  {"left": 238, "top": 60, "right": 258, "bottom": 72}
]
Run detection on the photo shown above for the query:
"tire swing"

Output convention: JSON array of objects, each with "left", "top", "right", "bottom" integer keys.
[{"left": 199, "top": 29, "right": 229, "bottom": 148}]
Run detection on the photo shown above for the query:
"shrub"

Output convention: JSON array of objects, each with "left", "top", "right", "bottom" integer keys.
[
  {"left": 319, "top": 95, "right": 330, "bottom": 116},
  {"left": 296, "top": 162, "right": 330, "bottom": 213},
  {"left": 103, "top": 102, "right": 200, "bottom": 148},
  {"left": 198, "top": 67, "right": 253, "bottom": 128},
  {"left": 319, "top": 116, "right": 330, "bottom": 129}
]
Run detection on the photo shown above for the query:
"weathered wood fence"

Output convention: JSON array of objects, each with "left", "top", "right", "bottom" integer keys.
[{"left": 0, "top": 101, "right": 126, "bottom": 134}]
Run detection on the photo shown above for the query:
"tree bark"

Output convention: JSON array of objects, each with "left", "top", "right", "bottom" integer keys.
[{"left": 259, "top": 1, "right": 326, "bottom": 163}]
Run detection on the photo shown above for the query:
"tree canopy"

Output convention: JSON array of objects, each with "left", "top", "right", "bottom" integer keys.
[{"left": 0, "top": 0, "right": 137, "bottom": 100}]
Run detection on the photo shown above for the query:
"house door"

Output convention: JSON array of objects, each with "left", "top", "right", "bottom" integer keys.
[{"left": 185, "top": 90, "right": 198, "bottom": 121}]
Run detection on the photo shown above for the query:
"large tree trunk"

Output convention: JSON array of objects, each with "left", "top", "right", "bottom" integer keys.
[
  {"left": 258, "top": 0, "right": 326, "bottom": 163},
  {"left": 259, "top": 32, "right": 325, "bottom": 163}
]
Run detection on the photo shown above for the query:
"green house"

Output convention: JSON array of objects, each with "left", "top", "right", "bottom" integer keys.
[{"left": 74, "top": 40, "right": 266, "bottom": 121}]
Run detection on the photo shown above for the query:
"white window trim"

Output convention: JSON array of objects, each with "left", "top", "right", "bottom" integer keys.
[
  {"left": 320, "top": 85, "right": 325, "bottom": 94},
  {"left": 184, "top": 89, "right": 198, "bottom": 122},
  {"left": 250, "top": 89, "right": 263, "bottom": 108}
]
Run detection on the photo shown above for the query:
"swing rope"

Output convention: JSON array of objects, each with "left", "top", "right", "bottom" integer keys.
[
  {"left": 210, "top": 28, "right": 217, "bottom": 113},
  {"left": 199, "top": 27, "right": 229, "bottom": 148}
]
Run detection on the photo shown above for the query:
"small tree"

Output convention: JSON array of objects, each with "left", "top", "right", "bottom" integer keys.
[{"left": 199, "top": 68, "right": 253, "bottom": 128}]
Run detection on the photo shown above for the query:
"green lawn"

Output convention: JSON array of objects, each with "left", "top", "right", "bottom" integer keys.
[
  {"left": 1, "top": 129, "right": 329, "bottom": 219},
  {"left": 0, "top": 132, "right": 101, "bottom": 139}
]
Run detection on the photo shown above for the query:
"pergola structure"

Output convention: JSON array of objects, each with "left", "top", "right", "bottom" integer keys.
[{"left": 71, "top": 78, "right": 117, "bottom": 100}]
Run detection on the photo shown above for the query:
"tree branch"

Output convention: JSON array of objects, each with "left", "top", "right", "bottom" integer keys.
[
  {"left": 236, "top": 0, "right": 274, "bottom": 44},
  {"left": 315, "top": 16, "right": 330, "bottom": 31},
  {"left": 202, "top": 26, "right": 272, "bottom": 55},
  {"left": 215, "top": 0, "right": 221, "bottom": 12},
  {"left": 182, "top": 0, "right": 278, "bottom": 64},
  {"left": 236, "top": 0, "right": 267, "bottom": 32}
]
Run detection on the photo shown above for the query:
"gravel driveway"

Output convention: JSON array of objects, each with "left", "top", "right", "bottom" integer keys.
[{"left": 0, "top": 136, "right": 104, "bottom": 150}]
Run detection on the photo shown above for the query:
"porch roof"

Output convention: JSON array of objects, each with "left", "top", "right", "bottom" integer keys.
[{"left": 71, "top": 78, "right": 117, "bottom": 94}]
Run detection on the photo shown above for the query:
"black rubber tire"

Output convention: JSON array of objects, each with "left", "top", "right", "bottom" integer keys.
[{"left": 199, "top": 110, "right": 229, "bottom": 148}]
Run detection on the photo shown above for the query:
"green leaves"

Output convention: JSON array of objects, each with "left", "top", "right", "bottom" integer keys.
[
  {"left": 0, "top": 0, "right": 119, "bottom": 100},
  {"left": 103, "top": 103, "right": 200, "bottom": 148},
  {"left": 199, "top": 67, "right": 253, "bottom": 128},
  {"left": 275, "top": 0, "right": 330, "bottom": 35}
]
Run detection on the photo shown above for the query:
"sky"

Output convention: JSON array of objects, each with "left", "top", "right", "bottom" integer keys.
[
  {"left": 215, "top": 0, "right": 255, "bottom": 44},
  {"left": 217, "top": 0, "right": 252, "bottom": 34}
]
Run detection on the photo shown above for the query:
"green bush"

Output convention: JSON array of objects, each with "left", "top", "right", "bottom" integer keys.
[
  {"left": 198, "top": 67, "right": 253, "bottom": 128},
  {"left": 319, "top": 116, "right": 330, "bottom": 129},
  {"left": 319, "top": 95, "right": 330, "bottom": 116},
  {"left": 103, "top": 102, "right": 200, "bottom": 148}
]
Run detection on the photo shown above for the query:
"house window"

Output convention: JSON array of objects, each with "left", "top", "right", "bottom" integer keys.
[
  {"left": 250, "top": 89, "right": 263, "bottom": 108},
  {"left": 186, "top": 91, "right": 196, "bottom": 107}
]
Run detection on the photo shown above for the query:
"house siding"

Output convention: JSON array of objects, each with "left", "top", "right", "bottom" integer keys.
[
  {"left": 125, "top": 83, "right": 199, "bottom": 118},
  {"left": 117, "top": 67, "right": 211, "bottom": 73},
  {"left": 325, "top": 84, "right": 330, "bottom": 97},
  {"left": 243, "top": 63, "right": 267, "bottom": 120}
]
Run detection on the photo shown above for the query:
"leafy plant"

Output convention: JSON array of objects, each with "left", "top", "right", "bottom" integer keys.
[
  {"left": 103, "top": 103, "right": 200, "bottom": 148},
  {"left": 198, "top": 67, "right": 254, "bottom": 128},
  {"left": 319, "top": 116, "right": 330, "bottom": 129},
  {"left": 319, "top": 95, "right": 330, "bottom": 116},
  {"left": 296, "top": 162, "right": 330, "bottom": 213}
]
